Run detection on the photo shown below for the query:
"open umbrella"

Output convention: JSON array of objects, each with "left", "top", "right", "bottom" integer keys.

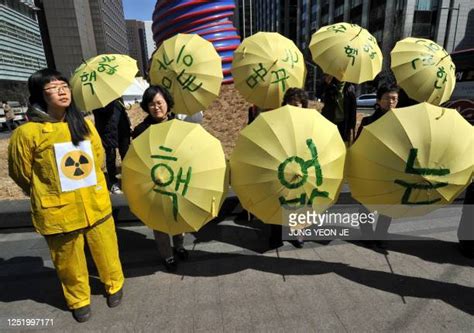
[
  {"left": 231, "top": 32, "right": 306, "bottom": 109},
  {"left": 391, "top": 37, "right": 456, "bottom": 105},
  {"left": 149, "top": 33, "right": 223, "bottom": 116},
  {"left": 122, "top": 120, "right": 228, "bottom": 235},
  {"left": 70, "top": 54, "right": 138, "bottom": 111},
  {"left": 309, "top": 22, "right": 382, "bottom": 83},
  {"left": 230, "top": 105, "right": 346, "bottom": 225},
  {"left": 347, "top": 103, "right": 473, "bottom": 218}
]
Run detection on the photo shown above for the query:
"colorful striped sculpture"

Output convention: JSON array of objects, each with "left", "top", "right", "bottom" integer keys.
[{"left": 152, "top": 0, "right": 241, "bottom": 84}]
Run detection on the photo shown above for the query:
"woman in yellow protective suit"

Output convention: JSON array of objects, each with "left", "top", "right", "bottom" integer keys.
[{"left": 8, "top": 68, "right": 124, "bottom": 323}]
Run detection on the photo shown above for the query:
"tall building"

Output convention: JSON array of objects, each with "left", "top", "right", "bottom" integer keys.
[
  {"left": 0, "top": 0, "right": 47, "bottom": 101},
  {"left": 253, "top": 0, "right": 298, "bottom": 42},
  {"left": 295, "top": 0, "right": 473, "bottom": 93},
  {"left": 89, "top": 0, "right": 128, "bottom": 54},
  {"left": 144, "top": 21, "right": 156, "bottom": 58},
  {"left": 234, "top": 0, "right": 254, "bottom": 39},
  {"left": 34, "top": 0, "right": 128, "bottom": 76},
  {"left": 126, "top": 20, "right": 148, "bottom": 76}
]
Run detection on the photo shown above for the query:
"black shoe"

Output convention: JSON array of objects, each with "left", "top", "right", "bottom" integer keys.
[
  {"left": 107, "top": 288, "right": 123, "bottom": 308},
  {"left": 163, "top": 256, "right": 178, "bottom": 272},
  {"left": 174, "top": 247, "right": 189, "bottom": 261},
  {"left": 289, "top": 239, "right": 304, "bottom": 248},
  {"left": 268, "top": 239, "right": 283, "bottom": 249},
  {"left": 459, "top": 241, "right": 474, "bottom": 259},
  {"left": 72, "top": 305, "right": 91, "bottom": 323}
]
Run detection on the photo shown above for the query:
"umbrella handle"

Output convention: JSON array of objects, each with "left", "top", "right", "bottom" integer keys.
[{"left": 211, "top": 197, "right": 217, "bottom": 217}]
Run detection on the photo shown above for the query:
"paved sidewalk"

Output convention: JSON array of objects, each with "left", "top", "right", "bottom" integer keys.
[{"left": 0, "top": 204, "right": 473, "bottom": 332}]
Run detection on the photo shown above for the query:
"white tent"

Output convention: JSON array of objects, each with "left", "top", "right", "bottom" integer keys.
[{"left": 122, "top": 77, "right": 149, "bottom": 106}]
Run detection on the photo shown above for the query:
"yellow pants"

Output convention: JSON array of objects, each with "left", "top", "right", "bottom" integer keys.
[{"left": 45, "top": 217, "right": 124, "bottom": 310}]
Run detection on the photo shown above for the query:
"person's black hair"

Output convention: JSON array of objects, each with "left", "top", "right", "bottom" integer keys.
[
  {"left": 28, "top": 68, "right": 90, "bottom": 146},
  {"left": 140, "top": 85, "right": 174, "bottom": 114},
  {"left": 376, "top": 84, "right": 400, "bottom": 100},
  {"left": 282, "top": 87, "right": 309, "bottom": 108}
]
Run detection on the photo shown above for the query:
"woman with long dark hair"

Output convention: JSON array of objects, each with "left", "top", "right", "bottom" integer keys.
[{"left": 8, "top": 68, "right": 124, "bottom": 323}]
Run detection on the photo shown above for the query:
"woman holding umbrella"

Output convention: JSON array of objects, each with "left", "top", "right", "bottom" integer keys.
[
  {"left": 132, "top": 85, "right": 189, "bottom": 271},
  {"left": 8, "top": 68, "right": 124, "bottom": 323}
]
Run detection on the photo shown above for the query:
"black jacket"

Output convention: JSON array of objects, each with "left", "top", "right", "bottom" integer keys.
[
  {"left": 321, "top": 81, "right": 357, "bottom": 141},
  {"left": 355, "top": 104, "right": 388, "bottom": 141},
  {"left": 93, "top": 99, "right": 131, "bottom": 148},
  {"left": 132, "top": 113, "right": 174, "bottom": 139}
]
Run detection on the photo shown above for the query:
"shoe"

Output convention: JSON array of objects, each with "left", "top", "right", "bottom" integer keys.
[
  {"left": 174, "top": 247, "right": 189, "bottom": 261},
  {"left": 110, "top": 183, "right": 123, "bottom": 194},
  {"left": 268, "top": 239, "right": 283, "bottom": 249},
  {"left": 72, "top": 305, "right": 91, "bottom": 323},
  {"left": 289, "top": 239, "right": 304, "bottom": 248},
  {"left": 163, "top": 256, "right": 177, "bottom": 272},
  {"left": 107, "top": 288, "right": 123, "bottom": 308}
]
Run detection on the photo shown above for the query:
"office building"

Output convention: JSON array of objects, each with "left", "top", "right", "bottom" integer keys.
[{"left": 126, "top": 19, "right": 148, "bottom": 76}]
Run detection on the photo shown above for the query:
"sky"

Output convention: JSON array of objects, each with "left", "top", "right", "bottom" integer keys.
[{"left": 122, "top": 0, "right": 156, "bottom": 21}]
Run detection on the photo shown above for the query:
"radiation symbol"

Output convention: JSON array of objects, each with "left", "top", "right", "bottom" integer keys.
[{"left": 60, "top": 150, "right": 93, "bottom": 180}]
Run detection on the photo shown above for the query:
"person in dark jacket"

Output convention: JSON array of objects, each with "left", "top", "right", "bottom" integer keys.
[
  {"left": 132, "top": 85, "right": 187, "bottom": 272},
  {"left": 93, "top": 98, "right": 131, "bottom": 193},
  {"left": 355, "top": 84, "right": 399, "bottom": 140},
  {"left": 321, "top": 74, "right": 357, "bottom": 143},
  {"left": 355, "top": 84, "right": 400, "bottom": 244}
]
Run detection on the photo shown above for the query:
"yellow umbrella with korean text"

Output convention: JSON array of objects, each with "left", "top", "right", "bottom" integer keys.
[
  {"left": 231, "top": 32, "right": 306, "bottom": 109},
  {"left": 347, "top": 103, "right": 473, "bottom": 218},
  {"left": 149, "top": 33, "right": 223, "bottom": 116},
  {"left": 391, "top": 37, "right": 456, "bottom": 105},
  {"left": 122, "top": 120, "right": 228, "bottom": 235},
  {"left": 230, "top": 105, "right": 346, "bottom": 225},
  {"left": 70, "top": 54, "right": 138, "bottom": 111},
  {"left": 309, "top": 22, "right": 382, "bottom": 83}
]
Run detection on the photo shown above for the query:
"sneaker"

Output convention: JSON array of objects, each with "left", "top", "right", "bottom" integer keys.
[
  {"left": 72, "top": 305, "right": 91, "bottom": 323},
  {"left": 107, "top": 288, "right": 123, "bottom": 308},
  {"left": 110, "top": 183, "right": 123, "bottom": 194},
  {"left": 289, "top": 239, "right": 304, "bottom": 248},
  {"left": 162, "top": 256, "right": 177, "bottom": 272},
  {"left": 174, "top": 247, "right": 189, "bottom": 261}
]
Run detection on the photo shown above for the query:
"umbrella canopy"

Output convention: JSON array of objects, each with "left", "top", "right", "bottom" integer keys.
[
  {"left": 230, "top": 105, "right": 346, "bottom": 225},
  {"left": 347, "top": 103, "right": 473, "bottom": 218},
  {"left": 149, "top": 33, "right": 223, "bottom": 116},
  {"left": 391, "top": 37, "right": 456, "bottom": 105},
  {"left": 70, "top": 54, "right": 138, "bottom": 111},
  {"left": 231, "top": 32, "right": 306, "bottom": 109},
  {"left": 122, "top": 120, "right": 228, "bottom": 235},
  {"left": 309, "top": 22, "right": 382, "bottom": 84}
]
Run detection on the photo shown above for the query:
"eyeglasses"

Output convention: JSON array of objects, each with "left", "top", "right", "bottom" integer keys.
[
  {"left": 148, "top": 101, "right": 166, "bottom": 108},
  {"left": 44, "top": 84, "right": 70, "bottom": 94}
]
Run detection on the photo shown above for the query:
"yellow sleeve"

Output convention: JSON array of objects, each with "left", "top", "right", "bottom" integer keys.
[
  {"left": 8, "top": 128, "right": 33, "bottom": 196},
  {"left": 86, "top": 119, "right": 106, "bottom": 171}
]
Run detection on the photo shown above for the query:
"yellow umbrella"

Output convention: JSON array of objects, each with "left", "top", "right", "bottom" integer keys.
[
  {"left": 309, "top": 22, "right": 382, "bottom": 83},
  {"left": 122, "top": 120, "right": 228, "bottom": 235},
  {"left": 149, "top": 33, "right": 223, "bottom": 116},
  {"left": 230, "top": 105, "right": 346, "bottom": 225},
  {"left": 231, "top": 32, "right": 306, "bottom": 109},
  {"left": 70, "top": 54, "right": 138, "bottom": 111},
  {"left": 391, "top": 37, "right": 456, "bottom": 105},
  {"left": 347, "top": 103, "right": 473, "bottom": 218}
]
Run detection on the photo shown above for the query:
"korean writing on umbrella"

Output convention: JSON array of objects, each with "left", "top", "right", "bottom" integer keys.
[
  {"left": 156, "top": 45, "right": 203, "bottom": 92},
  {"left": 151, "top": 145, "right": 192, "bottom": 220},
  {"left": 411, "top": 40, "right": 455, "bottom": 90},
  {"left": 277, "top": 138, "right": 329, "bottom": 208},
  {"left": 79, "top": 56, "right": 118, "bottom": 95},
  {"left": 245, "top": 58, "right": 293, "bottom": 92},
  {"left": 394, "top": 148, "right": 450, "bottom": 205}
]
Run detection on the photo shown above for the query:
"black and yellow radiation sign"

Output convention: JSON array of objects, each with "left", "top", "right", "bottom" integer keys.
[{"left": 60, "top": 150, "right": 93, "bottom": 180}]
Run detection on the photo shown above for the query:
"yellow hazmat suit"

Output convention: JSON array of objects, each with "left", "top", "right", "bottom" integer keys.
[{"left": 8, "top": 109, "right": 124, "bottom": 310}]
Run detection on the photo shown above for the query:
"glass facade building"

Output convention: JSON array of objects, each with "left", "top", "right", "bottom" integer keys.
[{"left": 0, "top": 0, "right": 46, "bottom": 82}]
